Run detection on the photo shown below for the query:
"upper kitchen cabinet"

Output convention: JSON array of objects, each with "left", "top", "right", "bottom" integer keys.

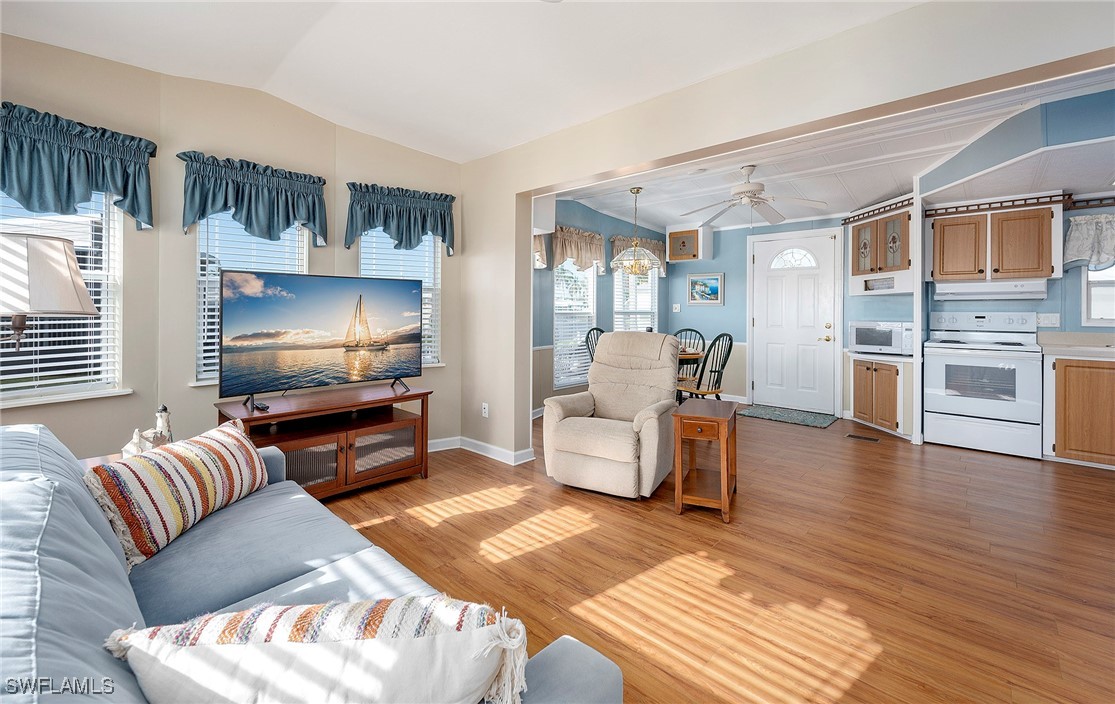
[
  {"left": 877, "top": 213, "right": 911, "bottom": 273},
  {"left": 846, "top": 198, "right": 914, "bottom": 296},
  {"left": 932, "top": 215, "right": 986, "bottom": 280},
  {"left": 927, "top": 202, "right": 1063, "bottom": 282},
  {"left": 989, "top": 208, "right": 1052, "bottom": 278}
]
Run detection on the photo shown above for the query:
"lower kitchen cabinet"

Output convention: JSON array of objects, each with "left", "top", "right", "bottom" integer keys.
[
  {"left": 1043, "top": 355, "right": 1115, "bottom": 466},
  {"left": 851, "top": 356, "right": 903, "bottom": 433}
]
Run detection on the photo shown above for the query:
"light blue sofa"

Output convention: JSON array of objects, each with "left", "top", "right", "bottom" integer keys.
[{"left": 0, "top": 424, "right": 622, "bottom": 703}]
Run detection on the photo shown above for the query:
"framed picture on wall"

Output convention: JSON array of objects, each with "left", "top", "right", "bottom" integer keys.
[{"left": 687, "top": 273, "right": 723, "bottom": 305}]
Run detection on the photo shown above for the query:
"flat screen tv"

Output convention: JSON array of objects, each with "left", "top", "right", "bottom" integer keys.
[{"left": 219, "top": 270, "right": 422, "bottom": 399}]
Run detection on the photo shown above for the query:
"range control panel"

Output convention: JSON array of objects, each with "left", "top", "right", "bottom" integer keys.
[{"left": 930, "top": 312, "right": 1038, "bottom": 332}]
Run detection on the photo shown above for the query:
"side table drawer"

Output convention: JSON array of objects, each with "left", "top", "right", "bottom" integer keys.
[{"left": 681, "top": 419, "right": 719, "bottom": 439}]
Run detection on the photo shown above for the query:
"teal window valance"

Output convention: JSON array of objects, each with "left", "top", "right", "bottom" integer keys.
[
  {"left": 0, "top": 101, "right": 157, "bottom": 229},
  {"left": 178, "top": 151, "right": 327, "bottom": 246},
  {"left": 345, "top": 182, "right": 455, "bottom": 254}
]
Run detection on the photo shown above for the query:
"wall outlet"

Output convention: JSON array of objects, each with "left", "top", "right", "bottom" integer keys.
[
  {"left": 672, "top": 303, "right": 681, "bottom": 313},
  {"left": 1037, "top": 313, "right": 1060, "bottom": 327},
  {"left": 481, "top": 402, "right": 489, "bottom": 418}
]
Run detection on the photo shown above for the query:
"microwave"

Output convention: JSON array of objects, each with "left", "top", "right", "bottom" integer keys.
[{"left": 849, "top": 321, "right": 914, "bottom": 356}]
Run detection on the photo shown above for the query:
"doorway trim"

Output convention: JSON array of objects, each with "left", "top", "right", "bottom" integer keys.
[{"left": 746, "top": 227, "right": 845, "bottom": 415}]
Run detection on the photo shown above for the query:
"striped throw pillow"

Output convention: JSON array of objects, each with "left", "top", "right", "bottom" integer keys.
[
  {"left": 106, "top": 595, "right": 528, "bottom": 704},
  {"left": 83, "top": 420, "right": 267, "bottom": 568}
]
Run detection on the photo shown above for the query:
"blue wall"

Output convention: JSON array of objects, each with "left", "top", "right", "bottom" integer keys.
[
  {"left": 923, "top": 90, "right": 1115, "bottom": 193},
  {"left": 931, "top": 206, "right": 1114, "bottom": 332},
  {"left": 532, "top": 201, "right": 668, "bottom": 347},
  {"left": 665, "top": 218, "right": 853, "bottom": 344}
]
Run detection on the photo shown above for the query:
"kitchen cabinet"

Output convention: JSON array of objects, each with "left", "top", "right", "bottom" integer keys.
[
  {"left": 930, "top": 206, "right": 1057, "bottom": 281},
  {"left": 848, "top": 208, "right": 914, "bottom": 295},
  {"left": 932, "top": 215, "right": 986, "bottom": 280},
  {"left": 990, "top": 208, "right": 1052, "bottom": 278},
  {"left": 852, "top": 214, "right": 910, "bottom": 275},
  {"left": 1043, "top": 356, "right": 1115, "bottom": 466},
  {"left": 877, "top": 213, "right": 911, "bottom": 273},
  {"left": 851, "top": 357, "right": 900, "bottom": 432}
]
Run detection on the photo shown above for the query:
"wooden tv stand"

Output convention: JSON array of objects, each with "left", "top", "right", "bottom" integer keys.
[{"left": 216, "top": 384, "right": 431, "bottom": 500}]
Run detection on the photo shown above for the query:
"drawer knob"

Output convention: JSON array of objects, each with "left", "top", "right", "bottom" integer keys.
[{"left": 696, "top": 427, "right": 703, "bottom": 433}]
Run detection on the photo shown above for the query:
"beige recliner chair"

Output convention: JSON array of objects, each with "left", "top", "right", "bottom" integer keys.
[{"left": 543, "top": 332, "right": 679, "bottom": 498}]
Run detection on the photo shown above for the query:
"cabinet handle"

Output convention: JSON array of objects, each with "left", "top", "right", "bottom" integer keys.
[
  {"left": 696, "top": 427, "right": 703, "bottom": 433},
  {"left": 349, "top": 443, "right": 356, "bottom": 451},
  {"left": 993, "top": 268, "right": 999, "bottom": 273},
  {"left": 978, "top": 268, "right": 985, "bottom": 274},
  {"left": 870, "top": 267, "right": 876, "bottom": 272},
  {"left": 340, "top": 444, "right": 346, "bottom": 454}
]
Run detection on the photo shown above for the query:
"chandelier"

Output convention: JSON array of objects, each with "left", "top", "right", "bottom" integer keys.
[{"left": 610, "top": 187, "right": 661, "bottom": 277}]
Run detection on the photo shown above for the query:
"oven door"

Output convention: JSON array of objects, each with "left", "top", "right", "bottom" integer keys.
[{"left": 923, "top": 347, "right": 1042, "bottom": 424}]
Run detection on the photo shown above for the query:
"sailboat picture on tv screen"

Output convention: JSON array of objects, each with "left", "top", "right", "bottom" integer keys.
[{"left": 219, "top": 271, "right": 422, "bottom": 398}]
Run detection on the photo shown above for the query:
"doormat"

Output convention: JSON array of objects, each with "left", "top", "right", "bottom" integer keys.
[{"left": 738, "top": 405, "right": 838, "bottom": 428}]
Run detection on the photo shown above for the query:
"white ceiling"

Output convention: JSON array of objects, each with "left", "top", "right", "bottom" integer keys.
[
  {"left": 0, "top": 1, "right": 918, "bottom": 163},
  {"left": 563, "top": 71, "right": 1115, "bottom": 231}
]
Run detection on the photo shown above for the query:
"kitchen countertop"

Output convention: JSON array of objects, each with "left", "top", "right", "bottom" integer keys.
[{"left": 1039, "top": 332, "right": 1115, "bottom": 359}]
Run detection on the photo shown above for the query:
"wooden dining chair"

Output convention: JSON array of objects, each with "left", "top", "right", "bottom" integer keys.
[
  {"left": 673, "top": 328, "right": 705, "bottom": 379},
  {"left": 678, "top": 332, "right": 734, "bottom": 401},
  {"left": 585, "top": 327, "right": 605, "bottom": 361}
]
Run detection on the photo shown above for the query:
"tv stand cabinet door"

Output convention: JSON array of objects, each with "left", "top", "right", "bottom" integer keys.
[
  {"left": 267, "top": 433, "right": 346, "bottom": 498},
  {"left": 344, "top": 420, "right": 421, "bottom": 486}
]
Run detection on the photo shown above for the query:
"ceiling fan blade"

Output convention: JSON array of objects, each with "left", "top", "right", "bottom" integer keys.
[
  {"left": 679, "top": 198, "right": 735, "bottom": 217},
  {"left": 770, "top": 196, "right": 828, "bottom": 209},
  {"left": 699, "top": 203, "right": 738, "bottom": 228},
  {"left": 752, "top": 201, "right": 786, "bottom": 225}
]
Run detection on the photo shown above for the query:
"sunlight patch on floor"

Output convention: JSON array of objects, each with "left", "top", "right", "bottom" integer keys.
[
  {"left": 571, "top": 553, "right": 881, "bottom": 703},
  {"left": 349, "top": 514, "right": 396, "bottom": 530},
  {"left": 405, "top": 485, "right": 530, "bottom": 527},
  {"left": 479, "top": 506, "right": 598, "bottom": 563}
]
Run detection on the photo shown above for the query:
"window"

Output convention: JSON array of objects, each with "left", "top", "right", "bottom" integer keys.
[
  {"left": 613, "top": 269, "right": 658, "bottom": 332},
  {"left": 1083, "top": 266, "right": 1115, "bottom": 325},
  {"left": 553, "top": 260, "right": 596, "bottom": 388},
  {"left": 770, "top": 247, "right": 817, "bottom": 269},
  {"left": 0, "top": 192, "right": 121, "bottom": 401},
  {"left": 196, "top": 212, "right": 306, "bottom": 382},
  {"left": 359, "top": 229, "right": 442, "bottom": 364}
]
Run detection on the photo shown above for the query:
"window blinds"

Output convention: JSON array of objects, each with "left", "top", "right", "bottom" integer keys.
[
  {"left": 613, "top": 269, "right": 659, "bottom": 332},
  {"left": 359, "top": 229, "right": 442, "bottom": 364},
  {"left": 195, "top": 212, "right": 306, "bottom": 382},
  {"left": 553, "top": 260, "right": 596, "bottom": 388},
  {"left": 0, "top": 192, "right": 121, "bottom": 399}
]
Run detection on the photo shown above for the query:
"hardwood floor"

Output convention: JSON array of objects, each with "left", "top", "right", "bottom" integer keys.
[{"left": 326, "top": 416, "right": 1114, "bottom": 703}]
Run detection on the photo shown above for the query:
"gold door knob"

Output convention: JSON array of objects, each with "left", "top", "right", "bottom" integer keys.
[{"left": 817, "top": 335, "right": 833, "bottom": 342}]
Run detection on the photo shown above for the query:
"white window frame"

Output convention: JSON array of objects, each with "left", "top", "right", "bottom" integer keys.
[
  {"left": 613, "top": 268, "right": 659, "bottom": 332},
  {"left": 0, "top": 192, "right": 123, "bottom": 404},
  {"left": 195, "top": 213, "right": 308, "bottom": 383},
  {"left": 1081, "top": 265, "right": 1115, "bottom": 327},
  {"left": 553, "top": 259, "right": 597, "bottom": 389},
  {"left": 358, "top": 229, "right": 442, "bottom": 365}
]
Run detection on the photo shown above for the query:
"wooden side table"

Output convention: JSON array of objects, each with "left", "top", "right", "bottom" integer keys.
[{"left": 672, "top": 398, "right": 738, "bottom": 523}]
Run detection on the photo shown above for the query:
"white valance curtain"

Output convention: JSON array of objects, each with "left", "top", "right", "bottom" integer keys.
[
  {"left": 532, "top": 233, "right": 549, "bottom": 269},
  {"left": 552, "top": 226, "right": 604, "bottom": 273},
  {"left": 610, "top": 235, "right": 667, "bottom": 277},
  {"left": 1065, "top": 213, "right": 1115, "bottom": 270}
]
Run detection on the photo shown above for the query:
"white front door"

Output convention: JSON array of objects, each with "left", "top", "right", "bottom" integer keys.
[{"left": 752, "top": 235, "right": 838, "bottom": 413}]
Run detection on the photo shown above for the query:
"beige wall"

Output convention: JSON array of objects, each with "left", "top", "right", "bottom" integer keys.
[
  {"left": 460, "top": 2, "right": 1115, "bottom": 456},
  {"left": 0, "top": 35, "right": 462, "bottom": 457}
]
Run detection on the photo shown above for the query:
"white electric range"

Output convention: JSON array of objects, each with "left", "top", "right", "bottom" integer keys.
[{"left": 923, "top": 312, "right": 1043, "bottom": 458}]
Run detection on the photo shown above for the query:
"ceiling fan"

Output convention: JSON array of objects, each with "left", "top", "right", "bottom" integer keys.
[{"left": 680, "top": 165, "right": 828, "bottom": 227}]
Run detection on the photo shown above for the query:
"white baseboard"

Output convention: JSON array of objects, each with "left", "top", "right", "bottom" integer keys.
[
  {"left": 842, "top": 410, "right": 853, "bottom": 420},
  {"left": 458, "top": 437, "right": 535, "bottom": 466},
  {"left": 531, "top": 407, "right": 544, "bottom": 420},
  {"left": 718, "top": 393, "right": 750, "bottom": 405},
  {"left": 428, "top": 437, "right": 462, "bottom": 453}
]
